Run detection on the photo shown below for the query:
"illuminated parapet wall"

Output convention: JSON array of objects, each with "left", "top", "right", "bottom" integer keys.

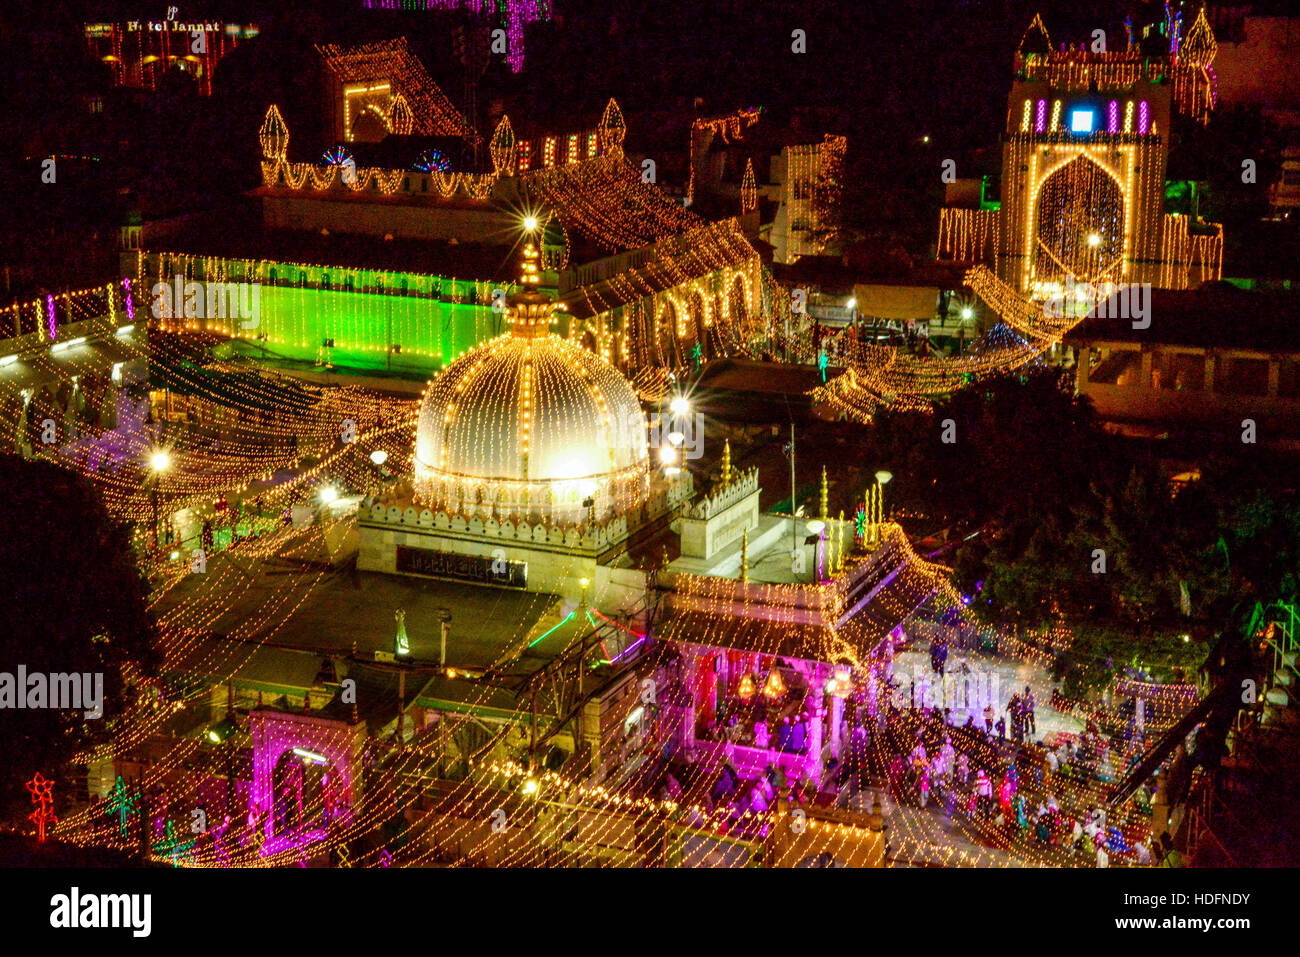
[
  {"left": 938, "top": 11, "right": 1222, "bottom": 293},
  {"left": 137, "top": 251, "right": 505, "bottom": 376}
]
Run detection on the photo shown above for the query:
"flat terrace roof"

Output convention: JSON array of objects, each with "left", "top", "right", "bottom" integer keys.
[
  {"left": 156, "top": 548, "right": 563, "bottom": 672},
  {"left": 1064, "top": 282, "right": 1300, "bottom": 352}
]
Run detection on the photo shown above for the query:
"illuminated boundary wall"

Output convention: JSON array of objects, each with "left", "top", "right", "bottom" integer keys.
[{"left": 137, "top": 251, "right": 507, "bottom": 376}]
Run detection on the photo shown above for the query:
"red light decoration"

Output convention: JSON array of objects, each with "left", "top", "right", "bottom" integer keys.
[{"left": 26, "top": 772, "right": 57, "bottom": 842}]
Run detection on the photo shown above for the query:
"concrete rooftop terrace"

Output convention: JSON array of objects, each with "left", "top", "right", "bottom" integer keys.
[
  {"left": 155, "top": 546, "right": 572, "bottom": 675},
  {"left": 668, "top": 513, "right": 855, "bottom": 585}
]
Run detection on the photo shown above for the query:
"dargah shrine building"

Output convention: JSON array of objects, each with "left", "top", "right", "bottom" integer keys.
[
  {"left": 130, "top": 36, "right": 954, "bottom": 832},
  {"left": 349, "top": 238, "right": 950, "bottom": 794},
  {"left": 123, "top": 38, "right": 767, "bottom": 395}
]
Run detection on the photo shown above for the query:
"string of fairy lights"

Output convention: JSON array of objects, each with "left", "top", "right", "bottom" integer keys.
[
  {"left": 5, "top": 279, "right": 1135, "bottom": 867},
  {"left": 7, "top": 43, "right": 1211, "bottom": 863},
  {"left": 811, "top": 266, "right": 1070, "bottom": 421},
  {"left": 1016, "top": 10, "right": 1218, "bottom": 125}
]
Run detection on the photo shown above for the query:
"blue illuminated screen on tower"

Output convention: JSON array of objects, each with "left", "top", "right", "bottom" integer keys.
[{"left": 1070, "top": 109, "right": 1095, "bottom": 133}]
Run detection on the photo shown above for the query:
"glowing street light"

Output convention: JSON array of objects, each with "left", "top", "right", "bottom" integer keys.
[
  {"left": 149, "top": 450, "right": 172, "bottom": 553},
  {"left": 319, "top": 486, "right": 338, "bottom": 504},
  {"left": 1087, "top": 232, "right": 1102, "bottom": 247},
  {"left": 873, "top": 471, "right": 893, "bottom": 541},
  {"left": 369, "top": 450, "right": 388, "bottom": 466},
  {"left": 669, "top": 395, "right": 690, "bottom": 417},
  {"left": 523, "top": 215, "right": 539, "bottom": 232},
  {"left": 960, "top": 306, "right": 973, "bottom": 321},
  {"left": 658, "top": 445, "right": 679, "bottom": 467},
  {"left": 292, "top": 747, "right": 327, "bottom": 765}
]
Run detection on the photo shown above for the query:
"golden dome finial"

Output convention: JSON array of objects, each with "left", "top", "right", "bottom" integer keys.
[
  {"left": 506, "top": 236, "right": 553, "bottom": 339},
  {"left": 520, "top": 240, "right": 540, "bottom": 286}
]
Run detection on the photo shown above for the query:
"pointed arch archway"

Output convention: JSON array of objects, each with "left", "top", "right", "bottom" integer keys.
[{"left": 1033, "top": 155, "right": 1126, "bottom": 286}]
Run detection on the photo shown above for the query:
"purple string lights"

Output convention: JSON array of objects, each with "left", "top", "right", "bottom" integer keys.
[{"left": 359, "top": 0, "right": 547, "bottom": 73}]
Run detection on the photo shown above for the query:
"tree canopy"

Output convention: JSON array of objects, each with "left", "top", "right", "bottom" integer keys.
[
  {"left": 864, "top": 369, "right": 1300, "bottom": 693},
  {"left": 0, "top": 457, "right": 157, "bottom": 808}
]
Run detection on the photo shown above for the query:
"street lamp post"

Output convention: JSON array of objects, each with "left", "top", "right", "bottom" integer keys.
[
  {"left": 149, "top": 451, "right": 171, "bottom": 553},
  {"left": 874, "top": 470, "right": 892, "bottom": 543}
]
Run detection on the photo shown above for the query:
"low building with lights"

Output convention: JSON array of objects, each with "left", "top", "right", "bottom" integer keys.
[
  {"left": 84, "top": 20, "right": 259, "bottom": 96},
  {"left": 687, "top": 107, "right": 846, "bottom": 265}
]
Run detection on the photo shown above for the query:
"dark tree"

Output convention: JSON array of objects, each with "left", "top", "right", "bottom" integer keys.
[{"left": 0, "top": 457, "right": 157, "bottom": 815}]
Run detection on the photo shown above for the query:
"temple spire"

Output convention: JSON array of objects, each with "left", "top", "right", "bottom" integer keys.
[{"left": 1018, "top": 13, "right": 1052, "bottom": 57}]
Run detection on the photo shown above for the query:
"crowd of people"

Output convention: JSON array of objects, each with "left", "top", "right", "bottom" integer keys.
[{"left": 882, "top": 693, "right": 1162, "bottom": 866}]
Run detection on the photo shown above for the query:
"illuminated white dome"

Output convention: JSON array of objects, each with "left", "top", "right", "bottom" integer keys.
[{"left": 413, "top": 251, "right": 649, "bottom": 525}]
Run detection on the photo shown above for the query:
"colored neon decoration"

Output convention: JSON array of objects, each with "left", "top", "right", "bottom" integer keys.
[
  {"left": 26, "top": 772, "right": 56, "bottom": 842},
  {"left": 322, "top": 146, "right": 354, "bottom": 166},
  {"left": 105, "top": 776, "right": 139, "bottom": 837},
  {"left": 528, "top": 610, "right": 575, "bottom": 648},
  {"left": 152, "top": 820, "right": 196, "bottom": 867},
  {"left": 411, "top": 148, "right": 451, "bottom": 173}
]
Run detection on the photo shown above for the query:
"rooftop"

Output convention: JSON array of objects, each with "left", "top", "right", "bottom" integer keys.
[
  {"left": 1063, "top": 282, "right": 1300, "bottom": 352},
  {"left": 155, "top": 547, "right": 563, "bottom": 672}
]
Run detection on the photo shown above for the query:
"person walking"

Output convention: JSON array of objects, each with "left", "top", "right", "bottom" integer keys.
[
  {"left": 1008, "top": 693, "right": 1023, "bottom": 744},
  {"left": 975, "top": 768, "right": 993, "bottom": 818},
  {"left": 1023, "top": 685, "right": 1037, "bottom": 738}
]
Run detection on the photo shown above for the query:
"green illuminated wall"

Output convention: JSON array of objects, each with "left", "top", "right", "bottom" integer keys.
[{"left": 142, "top": 253, "right": 510, "bottom": 375}]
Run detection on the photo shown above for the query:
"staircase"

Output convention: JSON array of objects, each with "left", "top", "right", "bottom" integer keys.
[
  {"left": 1260, "top": 606, "right": 1299, "bottom": 733},
  {"left": 1184, "top": 603, "right": 1300, "bottom": 865}
]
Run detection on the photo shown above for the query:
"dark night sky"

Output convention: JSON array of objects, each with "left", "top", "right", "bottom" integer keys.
[{"left": 0, "top": 1, "right": 1295, "bottom": 287}]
